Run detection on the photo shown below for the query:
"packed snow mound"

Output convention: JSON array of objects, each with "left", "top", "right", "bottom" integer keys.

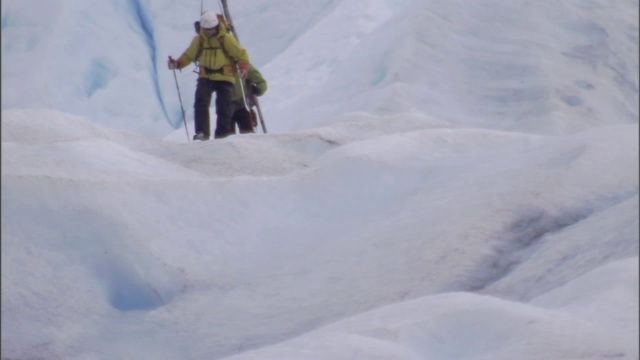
[
  {"left": 2, "top": 108, "right": 638, "bottom": 359},
  {"left": 223, "top": 258, "right": 638, "bottom": 360}
]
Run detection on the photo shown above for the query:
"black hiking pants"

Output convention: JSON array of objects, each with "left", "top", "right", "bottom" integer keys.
[
  {"left": 193, "top": 78, "right": 234, "bottom": 139},
  {"left": 230, "top": 100, "right": 255, "bottom": 134}
]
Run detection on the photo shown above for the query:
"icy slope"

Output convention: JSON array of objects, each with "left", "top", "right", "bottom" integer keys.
[
  {"left": 2, "top": 0, "right": 638, "bottom": 137},
  {"left": 2, "top": 109, "right": 637, "bottom": 359}
]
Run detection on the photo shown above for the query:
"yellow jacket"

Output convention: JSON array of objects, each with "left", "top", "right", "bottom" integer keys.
[{"left": 176, "top": 20, "right": 249, "bottom": 84}]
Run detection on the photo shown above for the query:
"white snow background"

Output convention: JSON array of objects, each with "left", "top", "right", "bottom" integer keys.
[{"left": 1, "top": 0, "right": 638, "bottom": 359}]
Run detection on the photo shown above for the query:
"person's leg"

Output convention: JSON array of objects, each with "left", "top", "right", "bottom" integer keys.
[
  {"left": 193, "top": 78, "right": 215, "bottom": 139},
  {"left": 213, "top": 81, "right": 235, "bottom": 139},
  {"left": 234, "top": 106, "right": 255, "bottom": 134},
  {"left": 227, "top": 102, "right": 242, "bottom": 135}
]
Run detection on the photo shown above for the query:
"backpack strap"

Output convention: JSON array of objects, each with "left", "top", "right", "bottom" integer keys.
[
  {"left": 194, "top": 34, "right": 236, "bottom": 64},
  {"left": 218, "top": 36, "right": 238, "bottom": 65}
]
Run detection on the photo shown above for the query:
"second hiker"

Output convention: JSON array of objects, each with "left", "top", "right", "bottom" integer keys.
[
  {"left": 231, "top": 64, "right": 267, "bottom": 134},
  {"left": 168, "top": 11, "right": 250, "bottom": 140}
]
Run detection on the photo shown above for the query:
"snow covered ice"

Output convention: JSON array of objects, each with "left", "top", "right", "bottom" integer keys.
[{"left": 1, "top": 0, "right": 638, "bottom": 359}]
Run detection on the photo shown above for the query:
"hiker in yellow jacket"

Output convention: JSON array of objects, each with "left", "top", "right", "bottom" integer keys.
[{"left": 168, "top": 11, "right": 250, "bottom": 140}]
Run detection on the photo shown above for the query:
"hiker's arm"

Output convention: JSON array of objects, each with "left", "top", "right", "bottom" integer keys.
[
  {"left": 249, "top": 69, "right": 267, "bottom": 96},
  {"left": 176, "top": 36, "right": 201, "bottom": 69}
]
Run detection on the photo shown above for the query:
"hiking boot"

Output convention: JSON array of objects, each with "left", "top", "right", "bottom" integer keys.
[{"left": 193, "top": 133, "right": 209, "bottom": 141}]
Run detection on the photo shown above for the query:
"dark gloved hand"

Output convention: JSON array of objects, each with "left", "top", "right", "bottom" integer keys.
[{"left": 250, "top": 84, "right": 260, "bottom": 96}]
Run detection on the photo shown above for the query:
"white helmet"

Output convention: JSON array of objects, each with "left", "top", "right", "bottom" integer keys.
[{"left": 200, "top": 11, "right": 219, "bottom": 29}]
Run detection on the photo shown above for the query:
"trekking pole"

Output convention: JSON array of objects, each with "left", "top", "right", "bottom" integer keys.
[
  {"left": 169, "top": 56, "right": 190, "bottom": 141},
  {"left": 218, "top": 0, "right": 233, "bottom": 35},
  {"left": 251, "top": 95, "right": 268, "bottom": 134},
  {"left": 236, "top": 73, "right": 252, "bottom": 111},
  {"left": 218, "top": 0, "right": 268, "bottom": 133},
  {"left": 216, "top": 0, "right": 251, "bottom": 112}
]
